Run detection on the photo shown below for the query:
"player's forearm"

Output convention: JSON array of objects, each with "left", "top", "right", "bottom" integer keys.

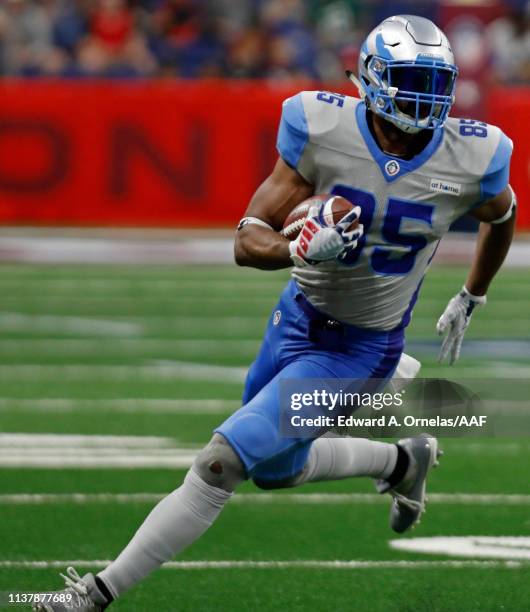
[
  {"left": 234, "top": 226, "right": 292, "bottom": 270},
  {"left": 465, "top": 217, "right": 515, "bottom": 296}
]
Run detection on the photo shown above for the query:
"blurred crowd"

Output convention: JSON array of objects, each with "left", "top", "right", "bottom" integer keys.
[{"left": 0, "top": 0, "right": 529, "bottom": 85}]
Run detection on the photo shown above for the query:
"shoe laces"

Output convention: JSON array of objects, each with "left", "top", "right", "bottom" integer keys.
[
  {"left": 390, "top": 490, "right": 423, "bottom": 514},
  {"left": 59, "top": 567, "right": 89, "bottom": 597}
]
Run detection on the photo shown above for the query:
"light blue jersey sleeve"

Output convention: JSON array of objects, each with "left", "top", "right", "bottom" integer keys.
[
  {"left": 479, "top": 131, "right": 513, "bottom": 202},
  {"left": 276, "top": 93, "right": 312, "bottom": 182}
]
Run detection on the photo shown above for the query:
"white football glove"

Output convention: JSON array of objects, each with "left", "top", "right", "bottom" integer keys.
[
  {"left": 289, "top": 204, "right": 363, "bottom": 267},
  {"left": 436, "top": 287, "right": 486, "bottom": 365}
]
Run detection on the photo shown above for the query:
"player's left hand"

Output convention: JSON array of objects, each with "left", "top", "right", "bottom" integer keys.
[
  {"left": 436, "top": 287, "right": 486, "bottom": 365},
  {"left": 335, "top": 207, "right": 364, "bottom": 261}
]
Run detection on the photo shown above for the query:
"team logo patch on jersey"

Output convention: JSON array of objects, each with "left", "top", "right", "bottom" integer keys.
[
  {"left": 430, "top": 178, "right": 461, "bottom": 196},
  {"left": 273, "top": 310, "right": 282, "bottom": 326},
  {"left": 384, "top": 160, "right": 400, "bottom": 177}
]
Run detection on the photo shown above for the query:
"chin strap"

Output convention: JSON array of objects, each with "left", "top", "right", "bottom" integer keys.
[{"left": 345, "top": 70, "right": 364, "bottom": 99}]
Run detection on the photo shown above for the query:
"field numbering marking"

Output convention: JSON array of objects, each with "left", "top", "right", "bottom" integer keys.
[{"left": 390, "top": 536, "right": 530, "bottom": 560}]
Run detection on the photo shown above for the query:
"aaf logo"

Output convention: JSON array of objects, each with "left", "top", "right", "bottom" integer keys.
[
  {"left": 384, "top": 160, "right": 400, "bottom": 177},
  {"left": 273, "top": 310, "right": 282, "bottom": 326}
]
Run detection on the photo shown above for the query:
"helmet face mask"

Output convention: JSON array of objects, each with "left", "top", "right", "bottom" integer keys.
[{"left": 357, "top": 16, "right": 458, "bottom": 134}]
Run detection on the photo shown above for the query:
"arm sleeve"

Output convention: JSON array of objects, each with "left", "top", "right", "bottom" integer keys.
[
  {"left": 479, "top": 131, "right": 513, "bottom": 202},
  {"left": 276, "top": 93, "right": 313, "bottom": 182}
]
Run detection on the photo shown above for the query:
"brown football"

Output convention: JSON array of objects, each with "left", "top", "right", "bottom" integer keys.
[{"left": 281, "top": 194, "right": 359, "bottom": 240}]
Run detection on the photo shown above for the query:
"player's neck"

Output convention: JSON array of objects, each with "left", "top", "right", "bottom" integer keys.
[{"left": 369, "top": 112, "right": 432, "bottom": 160}]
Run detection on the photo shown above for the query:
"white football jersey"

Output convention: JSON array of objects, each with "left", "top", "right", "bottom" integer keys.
[{"left": 277, "top": 91, "right": 513, "bottom": 331}]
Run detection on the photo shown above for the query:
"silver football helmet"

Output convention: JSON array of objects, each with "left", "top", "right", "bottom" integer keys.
[{"left": 348, "top": 15, "right": 458, "bottom": 133}]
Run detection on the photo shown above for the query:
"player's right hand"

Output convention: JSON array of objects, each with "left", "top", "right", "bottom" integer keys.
[{"left": 289, "top": 204, "right": 363, "bottom": 267}]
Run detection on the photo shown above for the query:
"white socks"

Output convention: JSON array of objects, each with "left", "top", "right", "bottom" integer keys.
[
  {"left": 98, "top": 469, "right": 232, "bottom": 598},
  {"left": 297, "top": 436, "right": 398, "bottom": 484},
  {"left": 97, "top": 437, "right": 396, "bottom": 600}
]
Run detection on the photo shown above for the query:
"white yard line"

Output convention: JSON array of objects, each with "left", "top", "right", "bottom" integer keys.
[
  {"left": 0, "top": 493, "right": 170, "bottom": 504},
  {"left": 0, "top": 434, "right": 199, "bottom": 468},
  {"left": 0, "top": 313, "right": 143, "bottom": 336},
  {"left": 0, "top": 314, "right": 264, "bottom": 335},
  {"left": 0, "top": 237, "right": 236, "bottom": 264},
  {"left": 2, "top": 339, "right": 530, "bottom": 359},
  {"left": 0, "top": 433, "right": 179, "bottom": 448},
  {"left": 0, "top": 398, "right": 236, "bottom": 414},
  {"left": 2, "top": 361, "right": 528, "bottom": 380},
  {"left": 0, "top": 559, "right": 526, "bottom": 570},
  {"left": 0, "top": 339, "right": 259, "bottom": 355},
  {"left": 0, "top": 492, "right": 529, "bottom": 505},
  {"left": 0, "top": 456, "right": 197, "bottom": 468},
  {"left": 0, "top": 280, "right": 285, "bottom": 292},
  {"left": 0, "top": 361, "right": 247, "bottom": 383},
  {"left": 232, "top": 493, "right": 530, "bottom": 505},
  {"left": 0, "top": 297, "right": 269, "bottom": 307},
  {"left": 0, "top": 449, "right": 191, "bottom": 457}
]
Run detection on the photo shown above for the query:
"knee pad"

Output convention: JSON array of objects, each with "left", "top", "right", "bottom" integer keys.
[
  {"left": 192, "top": 433, "right": 245, "bottom": 492},
  {"left": 221, "top": 412, "right": 280, "bottom": 462}
]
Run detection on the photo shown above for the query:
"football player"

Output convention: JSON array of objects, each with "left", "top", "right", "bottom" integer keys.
[{"left": 34, "top": 15, "right": 515, "bottom": 611}]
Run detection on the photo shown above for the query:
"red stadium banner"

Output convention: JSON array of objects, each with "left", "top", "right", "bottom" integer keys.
[
  {"left": 0, "top": 81, "right": 296, "bottom": 227},
  {"left": 0, "top": 81, "right": 527, "bottom": 229}
]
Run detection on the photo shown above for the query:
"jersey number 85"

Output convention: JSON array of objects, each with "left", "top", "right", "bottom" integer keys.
[{"left": 332, "top": 185, "right": 434, "bottom": 275}]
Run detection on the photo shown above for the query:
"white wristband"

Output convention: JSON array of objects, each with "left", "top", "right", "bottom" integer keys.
[
  {"left": 237, "top": 217, "right": 274, "bottom": 231},
  {"left": 490, "top": 186, "right": 516, "bottom": 225},
  {"left": 462, "top": 286, "right": 487, "bottom": 304}
]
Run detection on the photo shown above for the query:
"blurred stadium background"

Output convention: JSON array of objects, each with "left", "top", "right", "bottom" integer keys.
[{"left": 0, "top": 1, "right": 529, "bottom": 611}]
